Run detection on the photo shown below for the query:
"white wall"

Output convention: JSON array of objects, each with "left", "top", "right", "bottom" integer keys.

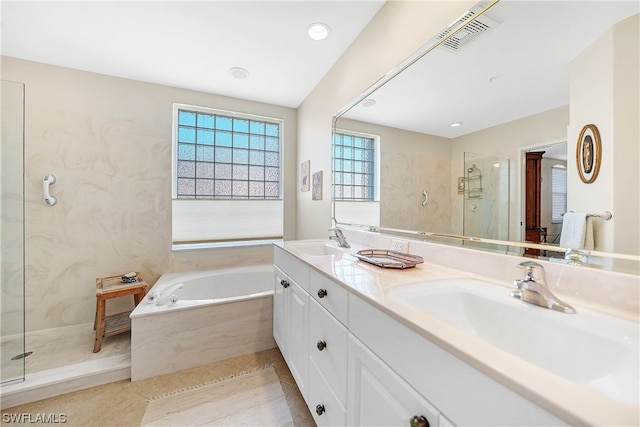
[
  {"left": 568, "top": 14, "right": 639, "bottom": 254},
  {"left": 296, "top": 1, "right": 476, "bottom": 239},
  {"left": 1, "top": 57, "right": 297, "bottom": 331}
]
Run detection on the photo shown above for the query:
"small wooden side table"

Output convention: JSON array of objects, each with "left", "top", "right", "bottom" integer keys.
[{"left": 93, "top": 273, "right": 148, "bottom": 353}]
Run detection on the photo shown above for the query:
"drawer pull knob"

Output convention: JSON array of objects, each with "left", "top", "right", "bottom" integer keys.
[
  {"left": 315, "top": 404, "right": 325, "bottom": 416},
  {"left": 316, "top": 340, "right": 327, "bottom": 351},
  {"left": 317, "top": 288, "right": 328, "bottom": 298},
  {"left": 280, "top": 280, "right": 289, "bottom": 288},
  {"left": 410, "top": 415, "right": 430, "bottom": 427}
]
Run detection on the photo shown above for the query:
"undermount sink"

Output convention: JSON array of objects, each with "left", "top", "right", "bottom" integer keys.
[
  {"left": 386, "top": 278, "right": 639, "bottom": 406},
  {"left": 288, "top": 242, "right": 346, "bottom": 257}
]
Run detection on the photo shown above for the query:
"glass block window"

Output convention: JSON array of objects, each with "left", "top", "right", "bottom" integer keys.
[
  {"left": 551, "top": 165, "right": 567, "bottom": 223},
  {"left": 172, "top": 104, "right": 283, "bottom": 245},
  {"left": 175, "top": 108, "right": 281, "bottom": 199},
  {"left": 333, "top": 131, "right": 376, "bottom": 201}
]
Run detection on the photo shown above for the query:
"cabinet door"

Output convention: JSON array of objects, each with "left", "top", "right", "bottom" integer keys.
[
  {"left": 347, "top": 334, "right": 439, "bottom": 427},
  {"left": 287, "top": 280, "right": 309, "bottom": 397},
  {"left": 273, "top": 267, "right": 288, "bottom": 355}
]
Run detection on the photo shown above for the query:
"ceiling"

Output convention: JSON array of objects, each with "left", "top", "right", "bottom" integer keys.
[
  {"left": 1, "top": 1, "right": 385, "bottom": 108},
  {"left": 341, "top": 1, "right": 639, "bottom": 140}
]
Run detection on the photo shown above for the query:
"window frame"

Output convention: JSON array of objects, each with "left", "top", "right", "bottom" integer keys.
[
  {"left": 332, "top": 128, "right": 380, "bottom": 202},
  {"left": 551, "top": 164, "right": 567, "bottom": 224},
  {"left": 172, "top": 103, "right": 283, "bottom": 201},
  {"left": 171, "top": 103, "right": 284, "bottom": 246}
]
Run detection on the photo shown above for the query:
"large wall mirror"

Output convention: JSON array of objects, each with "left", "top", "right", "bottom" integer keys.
[{"left": 332, "top": 0, "right": 639, "bottom": 273}]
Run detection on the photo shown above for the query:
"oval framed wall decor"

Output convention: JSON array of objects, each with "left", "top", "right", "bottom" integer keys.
[{"left": 576, "top": 124, "right": 601, "bottom": 184}]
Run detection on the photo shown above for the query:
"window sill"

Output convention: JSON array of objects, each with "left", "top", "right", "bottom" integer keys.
[{"left": 172, "top": 239, "right": 283, "bottom": 252}]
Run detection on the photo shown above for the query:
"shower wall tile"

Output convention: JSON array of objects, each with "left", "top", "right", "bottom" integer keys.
[
  {"left": 2, "top": 57, "right": 296, "bottom": 331},
  {"left": 381, "top": 152, "right": 452, "bottom": 233}
]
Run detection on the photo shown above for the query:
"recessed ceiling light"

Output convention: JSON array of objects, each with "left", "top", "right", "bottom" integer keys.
[
  {"left": 361, "top": 99, "right": 376, "bottom": 107},
  {"left": 450, "top": 121, "right": 463, "bottom": 127},
  {"left": 229, "top": 67, "right": 249, "bottom": 79},
  {"left": 307, "top": 23, "right": 331, "bottom": 41}
]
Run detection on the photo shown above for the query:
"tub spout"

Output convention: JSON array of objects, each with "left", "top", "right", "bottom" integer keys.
[{"left": 155, "top": 283, "right": 184, "bottom": 305}]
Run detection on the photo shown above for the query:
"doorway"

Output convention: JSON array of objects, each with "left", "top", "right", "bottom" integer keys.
[{"left": 522, "top": 142, "right": 567, "bottom": 254}]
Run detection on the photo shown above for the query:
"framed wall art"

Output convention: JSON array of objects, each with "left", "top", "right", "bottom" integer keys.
[
  {"left": 576, "top": 124, "right": 601, "bottom": 184},
  {"left": 312, "top": 171, "right": 323, "bottom": 200},
  {"left": 301, "top": 160, "right": 310, "bottom": 192}
]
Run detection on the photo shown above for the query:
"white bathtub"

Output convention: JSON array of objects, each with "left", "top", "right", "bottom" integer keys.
[{"left": 130, "top": 265, "right": 276, "bottom": 381}]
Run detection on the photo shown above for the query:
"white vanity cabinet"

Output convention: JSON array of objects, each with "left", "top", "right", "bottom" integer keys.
[
  {"left": 273, "top": 248, "right": 310, "bottom": 397},
  {"left": 308, "top": 298, "right": 348, "bottom": 425},
  {"left": 306, "top": 267, "right": 350, "bottom": 425},
  {"left": 347, "top": 333, "right": 439, "bottom": 427},
  {"left": 349, "top": 294, "right": 566, "bottom": 427}
]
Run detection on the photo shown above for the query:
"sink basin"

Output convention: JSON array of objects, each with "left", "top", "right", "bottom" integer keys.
[
  {"left": 288, "top": 242, "right": 346, "bottom": 257},
  {"left": 386, "top": 278, "right": 639, "bottom": 405}
]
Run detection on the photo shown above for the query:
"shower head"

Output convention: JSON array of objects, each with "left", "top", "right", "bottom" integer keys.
[{"left": 467, "top": 165, "right": 476, "bottom": 173}]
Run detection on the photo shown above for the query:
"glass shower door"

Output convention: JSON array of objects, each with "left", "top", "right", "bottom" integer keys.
[
  {"left": 1, "top": 80, "right": 26, "bottom": 384},
  {"left": 463, "top": 152, "right": 510, "bottom": 242}
]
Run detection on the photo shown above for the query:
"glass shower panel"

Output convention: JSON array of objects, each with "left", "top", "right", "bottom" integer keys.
[
  {"left": 463, "top": 152, "right": 510, "bottom": 243},
  {"left": 1, "top": 80, "right": 26, "bottom": 384}
]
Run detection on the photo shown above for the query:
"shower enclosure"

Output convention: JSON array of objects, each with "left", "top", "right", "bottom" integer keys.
[
  {"left": 462, "top": 152, "right": 509, "bottom": 242},
  {"left": 1, "top": 80, "right": 26, "bottom": 384}
]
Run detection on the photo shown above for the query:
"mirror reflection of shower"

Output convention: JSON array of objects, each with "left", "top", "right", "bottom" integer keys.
[
  {"left": 463, "top": 152, "right": 509, "bottom": 241},
  {"left": 465, "top": 164, "right": 482, "bottom": 200}
]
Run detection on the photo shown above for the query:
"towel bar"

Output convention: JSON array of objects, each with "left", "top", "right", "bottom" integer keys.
[{"left": 562, "top": 211, "right": 612, "bottom": 220}]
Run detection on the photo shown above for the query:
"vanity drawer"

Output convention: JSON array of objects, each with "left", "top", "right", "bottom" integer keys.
[
  {"left": 274, "top": 246, "right": 309, "bottom": 291},
  {"left": 309, "top": 268, "right": 349, "bottom": 325},
  {"left": 308, "top": 357, "right": 347, "bottom": 427},
  {"left": 309, "top": 298, "right": 348, "bottom": 405}
]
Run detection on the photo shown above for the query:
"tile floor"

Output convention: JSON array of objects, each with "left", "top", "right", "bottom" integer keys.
[{"left": 1, "top": 348, "right": 315, "bottom": 426}]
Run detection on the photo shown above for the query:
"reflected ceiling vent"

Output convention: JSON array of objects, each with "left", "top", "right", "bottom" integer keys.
[{"left": 437, "top": 11, "right": 498, "bottom": 53}]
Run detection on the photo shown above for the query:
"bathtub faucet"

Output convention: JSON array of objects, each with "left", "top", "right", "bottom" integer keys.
[
  {"left": 155, "top": 282, "right": 184, "bottom": 305},
  {"left": 329, "top": 227, "right": 350, "bottom": 248}
]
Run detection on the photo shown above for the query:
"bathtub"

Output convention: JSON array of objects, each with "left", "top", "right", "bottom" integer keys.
[{"left": 130, "top": 265, "right": 276, "bottom": 381}]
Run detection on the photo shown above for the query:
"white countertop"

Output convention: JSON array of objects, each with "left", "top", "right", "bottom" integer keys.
[{"left": 276, "top": 238, "right": 640, "bottom": 427}]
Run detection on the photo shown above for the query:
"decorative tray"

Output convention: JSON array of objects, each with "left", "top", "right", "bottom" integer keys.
[{"left": 354, "top": 249, "right": 424, "bottom": 269}]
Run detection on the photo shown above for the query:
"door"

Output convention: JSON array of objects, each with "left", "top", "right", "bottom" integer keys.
[
  {"left": 1, "top": 80, "right": 26, "bottom": 384},
  {"left": 287, "top": 280, "right": 309, "bottom": 397},
  {"left": 347, "top": 334, "right": 439, "bottom": 427},
  {"left": 525, "top": 152, "right": 544, "bottom": 256}
]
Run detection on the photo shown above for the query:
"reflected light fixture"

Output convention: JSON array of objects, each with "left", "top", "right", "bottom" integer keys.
[
  {"left": 307, "top": 22, "right": 331, "bottom": 41},
  {"left": 229, "top": 67, "right": 249, "bottom": 79},
  {"left": 361, "top": 99, "right": 376, "bottom": 107},
  {"left": 450, "top": 121, "right": 463, "bottom": 127}
]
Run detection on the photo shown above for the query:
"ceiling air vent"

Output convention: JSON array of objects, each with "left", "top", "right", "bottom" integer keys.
[{"left": 437, "top": 11, "right": 498, "bottom": 53}]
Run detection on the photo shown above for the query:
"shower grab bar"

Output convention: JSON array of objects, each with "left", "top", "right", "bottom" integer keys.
[{"left": 43, "top": 174, "right": 57, "bottom": 206}]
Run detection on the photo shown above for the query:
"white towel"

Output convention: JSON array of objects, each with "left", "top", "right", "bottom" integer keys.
[{"left": 560, "top": 212, "right": 594, "bottom": 250}]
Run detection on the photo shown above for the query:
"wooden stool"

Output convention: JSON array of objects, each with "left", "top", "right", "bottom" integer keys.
[{"left": 93, "top": 273, "right": 148, "bottom": 353}]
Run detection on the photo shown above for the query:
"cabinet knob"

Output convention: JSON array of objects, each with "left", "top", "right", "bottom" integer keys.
[
  {"left": 280, "top": 279, "right": 289, "bottom": 288},
  {"left": 316, "top": 340, "right": 327, "bottom": 351},
  {"left": 409, "top": 415, "right": 430, "bottom": 427},
  {"left": 315, "top": 404, "right": 325, "bottom": 416},
  {"left": 317, "top": 288, "right": 328, "bottom": 298}
]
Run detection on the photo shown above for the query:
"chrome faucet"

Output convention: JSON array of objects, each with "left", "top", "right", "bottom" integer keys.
[
  {"left": 329, "top": 227, "right": 350, "bottom": 248},
  {"left": 512, "top": 261, "right": 576, "bottom": 314}
]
